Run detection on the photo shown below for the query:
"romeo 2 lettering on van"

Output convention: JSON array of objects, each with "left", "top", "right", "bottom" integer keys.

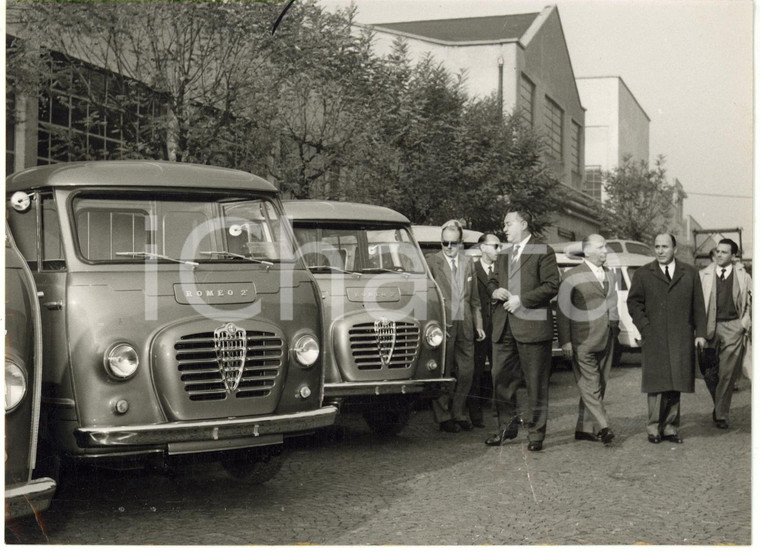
[{"left": 173, "top": 283, "right": 256, "bottom": 305}]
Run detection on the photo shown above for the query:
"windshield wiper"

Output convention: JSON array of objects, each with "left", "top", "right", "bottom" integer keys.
[
  {"left": 360, "top": 267, "right": 410, "bottom": 276},
  {"left": 307, "top": 265, "right": 360, "bottom": 276},
  {"left": 200, "top": 250, "right": 274, "bottom": 266},
  {"left": 116, "top": 251, "right": 199, "bottom": 268}
]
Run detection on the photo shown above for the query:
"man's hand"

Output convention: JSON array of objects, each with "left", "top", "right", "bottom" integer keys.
[
  {"left": 561, "top": 342, "right": 573, "bottom": 360},
  {"left": 506, "top": 295, "right": 521, "bottom": 313},
  {"left": 492, "top": 287, "right": 510, "bottom": 302},
  {"left": 695, "top": 337, "right": 707, "bottom": 349},
  {"left": 475, "top": 328, "right": 486, "bottom": 342}
]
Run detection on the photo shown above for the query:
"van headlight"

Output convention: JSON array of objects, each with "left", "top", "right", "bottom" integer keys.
[
  {"left": 104, "top": 343, "right": 139, "bottom": 380},
  {"left": 5, "top": 360, "right": 27, "bottom": 412},
  {"left": 425, "top": 324, "right": 444, "bottom": 348},
  {"left": 293, "top": 335, "right": 319, "bottom": 367}
]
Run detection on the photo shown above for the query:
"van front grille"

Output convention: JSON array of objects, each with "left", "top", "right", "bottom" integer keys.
[
  {"left": 174, "top": 331, "right": 283, "bottom": 401},
  {"left": 348, "top": 321, "right": 419, "bottom": 371}
]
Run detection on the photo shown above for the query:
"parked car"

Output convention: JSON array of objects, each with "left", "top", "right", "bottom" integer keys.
[
  {"left": 283, "top": 201, "right": 452, "bottom": 435},
  {"left": 411, "top": 225, "right": 483, "bottom": 260},
  {"left": 551, "top": 241, "right": 654, "bottom": 365},
  {"left": 604, "top": 239, "right": 654, "bottom": 257},
  {"left": 5, "top": 161, "right": 337, "bottom": 484},
  {"left": 5, "top": 223, "right": 56, "bottom": 520}
]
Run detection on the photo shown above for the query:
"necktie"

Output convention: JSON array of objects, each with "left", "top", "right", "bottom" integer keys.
[
  {"left": 720, "top": 268, "right": 726, "bottom": 281},
  {"left": 487, "top": 264, "right": 492, "bottom": 276},
  {"left": 511, "top": 246, "right": 519, "bottom": 264},
  {"left": 665, "top": 266, "right": 671, "bottom": 282}
]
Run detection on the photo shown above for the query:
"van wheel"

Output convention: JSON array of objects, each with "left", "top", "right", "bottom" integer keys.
[
  {"left": 363, "top": 397, "right": 413, "bottom": 436},
  {"left": 221, "top": 446, "right": 285, "bottom": 484}
]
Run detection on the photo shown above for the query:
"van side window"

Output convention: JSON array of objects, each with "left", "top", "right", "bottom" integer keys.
[
  {"left": 7, "top": 193, "right": 65, "bottom": 271},
  {"left": 41, "top": 195, "right": 66, "bottom": 270}
]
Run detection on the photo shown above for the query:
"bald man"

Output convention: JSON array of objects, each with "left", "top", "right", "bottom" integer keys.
[{"left": 556, "top": 234, "right": 619, "bottom": 444}]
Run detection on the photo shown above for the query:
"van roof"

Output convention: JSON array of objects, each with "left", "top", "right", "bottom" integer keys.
[
  {"left": 412, "top": 225, "right": 483, "bottom": 244},
  {"left": 282, "top": 200, "right": 409, "bottom": 224},
  {"left": 5, "top": 161, "right": 277, "bottom": 193}
]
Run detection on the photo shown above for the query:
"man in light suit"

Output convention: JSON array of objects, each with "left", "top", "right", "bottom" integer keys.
[
  {"left": 427, "top": 220, "right": 486, "bottom": 433},
  {"left": 698, "top": 238, "right": 752, "bottom": 429},
  {"left": 485, "top": 210, "right": 559, "bottom": 451},
  {"left": 556, "top": 234, "right": 619, "bottom": 445}
]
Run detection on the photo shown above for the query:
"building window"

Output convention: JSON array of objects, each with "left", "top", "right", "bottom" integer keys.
[
  {"left": 37, "top": 54, "right": 163, "bottom": 165},
  {"left": 583, "top": 165, "right": 603, "bottom": 201},
  {"left": 519, "top": 74, "right": 535, "bottom": 126},
  {"left": 570, "top": 120, "right": 581, "bottom": 174},
  {"left": 544, "top": 96, "right": 563, "bottom": 160}
]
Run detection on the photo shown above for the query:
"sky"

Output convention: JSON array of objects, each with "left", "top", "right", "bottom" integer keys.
[{"left": 319, "top": 0, "right": 755, "bottom": 254}]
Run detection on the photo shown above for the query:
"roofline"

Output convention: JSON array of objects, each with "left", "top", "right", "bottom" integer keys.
[
  {"left": 576, "top": 75, "right": 651, "bottom": 122},
  {"left": 5, "top": 161, "right": 278, "bottom": 192},
  {"left": 361, "top": 21, "right": 523, "bottom": 47},
  {"left": 282, "top": 200, "right": 410, "bottom": 224}
]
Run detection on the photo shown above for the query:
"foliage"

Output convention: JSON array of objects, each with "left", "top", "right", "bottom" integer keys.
[
  {"left": 601, "top": 155, "right": 675, "bottom": 243},
  {"left": 7, "top": 0, "right": 564, "bottom": 234}
]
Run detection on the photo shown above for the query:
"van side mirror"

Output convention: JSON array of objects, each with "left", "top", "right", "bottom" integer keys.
[{"left": 9, "top": 191, "right": 32, "bottom": 212}]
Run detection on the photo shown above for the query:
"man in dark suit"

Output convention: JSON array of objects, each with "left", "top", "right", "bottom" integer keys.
[
  {"left": 556, "top": 234, "right": 619, "bottom": 445},
  {"left": 627, "top": 233, "right": 707, "bottom": 444},
  {"left": 485, "top": 211, "right": 559, "bottom": 451},
  {"left": 469, "top": 233, "right": 501, "bottom": 428},
  {"left": 427, "top": 220, "right": 486, "bottom": 433}
]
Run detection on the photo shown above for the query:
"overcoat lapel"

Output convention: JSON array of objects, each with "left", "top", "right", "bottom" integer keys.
[{"left": 669, "top": 262, "right": 685, "bottom": 290}]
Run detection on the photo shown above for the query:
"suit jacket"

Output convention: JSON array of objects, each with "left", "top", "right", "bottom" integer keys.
[
  {"left": 428, "top": 250, "right": 483, "bottom": 341},
  {"left": 699, "top": 262, "right": 752, "bottom": 340},
  {"left": 627, "top": 260, "right": 707, "bottom": 393},
  {"left": 487, "top": 237, "right": 559, "bottom": 343},
  {"left": 556, "top": 262, "right": 619, "bottom": 353},
  {"left": 473, "top": 259, "right": 494, "bottom": 335}
]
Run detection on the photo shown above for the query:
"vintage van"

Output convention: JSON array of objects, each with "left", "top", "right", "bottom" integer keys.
[
  {"left": 5, "top": 161, "right": 337, "bottom": 483},
  {"left": 5, "top": 224, "right": 57, "bottom": 520},
  {"left": 283, "top": 201, "right": 452, "bottom": 434}
]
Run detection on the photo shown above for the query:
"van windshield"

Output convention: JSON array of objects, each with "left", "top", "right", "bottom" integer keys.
[
  {"left": 291, "top": 222, "right": 427, "bottom": 274},
  {"left": 72, "top": 192, "right": 295, "bottom": 263}
]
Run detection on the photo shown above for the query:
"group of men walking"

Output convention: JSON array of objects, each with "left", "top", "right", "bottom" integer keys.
[{"left": 426, "top": 210, "right": 751, "bottom": 451}]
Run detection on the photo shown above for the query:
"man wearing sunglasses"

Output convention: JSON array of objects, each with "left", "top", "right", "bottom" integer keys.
[{"left": 427, "top": 220, "right": 487, "bottom": 433}]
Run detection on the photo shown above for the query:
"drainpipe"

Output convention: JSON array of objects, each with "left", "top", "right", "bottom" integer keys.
[{"left": 497, "top": 56, "right": 504, "bottom": 118}]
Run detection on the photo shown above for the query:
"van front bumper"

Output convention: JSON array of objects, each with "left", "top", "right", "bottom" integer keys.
[
  {"left": 323, "top": 378, "right": 455, "bottom": 398},
  {"left": 5, "top": 477, "right": 57, "bottom": 520},
  {"left": 73, "top": 406, "right": 338, "bottom": 448}
]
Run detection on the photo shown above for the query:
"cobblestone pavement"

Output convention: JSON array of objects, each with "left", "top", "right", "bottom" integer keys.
[{"left": 6, "top": 356, "right": 751, "bottom": 545}]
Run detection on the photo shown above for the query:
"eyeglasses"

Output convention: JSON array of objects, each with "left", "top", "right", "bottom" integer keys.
[{"left": 441, "top": 241, "right": 462, "bottom": 248}]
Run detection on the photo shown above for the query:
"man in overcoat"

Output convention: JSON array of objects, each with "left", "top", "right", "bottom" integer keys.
[
  {"left": 427, "top": 220, "right": 486, "bottom": 433},
  {"left": 698, "top": 238, "right": 752, "bottom": 429},
  {"left": 556, "top": 234, "right": 619, "bottom": 445},
  {"left": 486, "top": 211, "right": 559, "bottom": 451},
  {"left": 627, "top": 234, "right": 707, "bottom": 444}
]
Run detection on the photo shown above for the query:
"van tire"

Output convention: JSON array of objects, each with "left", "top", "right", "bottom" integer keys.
[
  {"left": 363, "top": 397, "right": 413, "bottom": 436},
  {"left": 221, "top": 446, "right": 285, "bottom": 484}
]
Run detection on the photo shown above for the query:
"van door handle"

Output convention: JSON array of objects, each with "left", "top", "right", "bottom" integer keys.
[{"left": 43, "top": 301, "right": 63, "bottom": 311}]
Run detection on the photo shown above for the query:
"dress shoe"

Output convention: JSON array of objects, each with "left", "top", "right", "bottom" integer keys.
[
  {"left": 439, "top": 420, "right": 461, "bottom": 433},
  {"left": 574, "top": 431, "right": 599, "bottom": 442},
  {"left": 715, "top": 420, "right": 729, "bottom": 429},
  {"left": 456, "top": 419, "right": 474, "bottom": 431},
  {"left": 503, "top": 415, "right": 523, "bottom": 439},
  {"left": 663, "top": 433, "right": 683, "bottom": 444},
  {"left": 598, "top": 427, "right": 615, "bottom": 444},
  {"left": 485, "top": 424, "right": 517, "bottom": 446},
  {"left": 471, "top": 420, "right": 486, "bottom": 428},
  {"left": 527, "top": 441, "right": 543, "bottom": 452},
  {"left": 647, "top": 434, "right": 661, "bottom": 444}
]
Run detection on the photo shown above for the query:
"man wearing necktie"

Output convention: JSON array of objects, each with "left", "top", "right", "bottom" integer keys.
[
  {"left": 556, "top": 234, "right": 619, "bottom": 445},
  {"left": 427, "top": 220, "right": 486, "bottom": 433},
  {"left": 627, "top": 233, "right": 707, "bottom": 444},
  {"left": 698, "top": 238, "right": 752, "bottom": 429},
  {"left": 485, "top": 211, "right": 559, "bottom": 451},
  {"left": 470, "top": 233, "right": 501, "bottom": 427}
]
